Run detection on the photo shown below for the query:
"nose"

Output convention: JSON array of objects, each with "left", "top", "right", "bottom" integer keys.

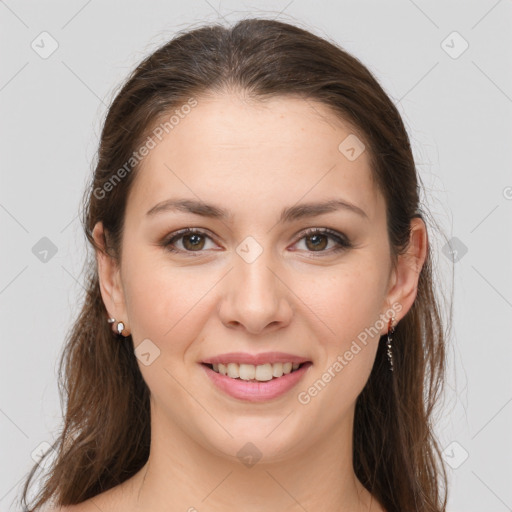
[{"left": 218, "top": 247, "right": 293, "bottom": 335}]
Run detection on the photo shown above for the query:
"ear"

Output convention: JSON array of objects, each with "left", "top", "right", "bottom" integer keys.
[
  {"left": 383, "top": 217, "right": 428, "bottom": 327},
  {"left": 92, "top": 221, "right": 130, "bottom": 335}
]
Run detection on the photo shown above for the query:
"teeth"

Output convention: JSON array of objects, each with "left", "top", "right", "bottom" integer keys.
[
  {"left": 227, "top": 363, "right": 239, "bottom": 378},
  {"left": 210, "top": 361, "right": 302, "bottom": 381},
  {"left": 240, "top": 363, "right": 256, "bottom": 380}
]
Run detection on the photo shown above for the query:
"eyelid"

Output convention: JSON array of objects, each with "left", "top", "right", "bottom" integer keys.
[
  {"left": 296, "top": 227, "right": 351, "bottom": 245},
  {"left": 162, "top": 227, "right": 352, "bottom": 256},
  {"left": 290, "top": 227, "right": 352, "bottom": 255},
  {"left": 163, "top": 227, "right": 219, "bottom": 255}
]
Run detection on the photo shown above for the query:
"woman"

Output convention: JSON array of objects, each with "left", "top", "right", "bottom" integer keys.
[{"left": 20, "top": 18, "right": 449, "bottom": 512}]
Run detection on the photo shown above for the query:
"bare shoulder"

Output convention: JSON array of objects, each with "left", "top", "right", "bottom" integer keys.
[
  {"left": 42, "top": 495, "right": 111, "bottom": 512},
  {"left": 38, "top": 468, "right": 143, "bottom": 512},
  {"left": 44, "top": 483, "right": 131, "bottom": 512},
  {"left": 44, "top": 504, "right": 95, "bottom": 512}
]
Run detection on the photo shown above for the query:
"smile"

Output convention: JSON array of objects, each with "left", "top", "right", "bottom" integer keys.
[
  {"left": 200, "top": 361, "right": 313, "bottom": 402},
  {"left": 206, "top": 361, "right": 302, "bottom": 381}
]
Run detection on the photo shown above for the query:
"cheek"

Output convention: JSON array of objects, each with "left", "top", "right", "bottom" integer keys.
[
  {"left": 301, "top": 267, "right": 386, "bottom": 401},
  {"left": 122, "top": 250, "right": 215, "bottom": 354},
  {"left": 121, "top": 258, "right": 216, "bottom": 401},
  {"left": 292, "top": 260, "right": 388, "bottom": 433},
  {"left": 301, "top": 258, "right": 388, "bottom": 345},
  {"left": 297, "top": 260, "right": 386, "bottom": 397}
]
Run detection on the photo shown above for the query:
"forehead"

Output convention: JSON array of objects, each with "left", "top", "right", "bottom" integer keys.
[{"left": 127, "top": 93, "right": 382, "bottom": 222}]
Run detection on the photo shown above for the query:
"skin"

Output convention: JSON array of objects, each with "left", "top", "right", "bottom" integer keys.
[{"left": 63, "top": 92, "right": 427, "bottom": 512}]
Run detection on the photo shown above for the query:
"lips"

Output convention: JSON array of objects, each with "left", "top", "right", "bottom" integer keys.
[
  {"left": 200, "top": 360, "right": 313, "bottom": 402},
  {"left": 201, "top": 351, "right": 311, "bottom": 366}
]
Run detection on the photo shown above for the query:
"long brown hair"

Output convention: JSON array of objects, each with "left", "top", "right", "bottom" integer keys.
[{"left": 18, "top": 18, "right": 450, "bottom": 512}]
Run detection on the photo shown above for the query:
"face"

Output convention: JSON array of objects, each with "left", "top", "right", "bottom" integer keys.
[{"left": 95, "top": 92, "right": 424, "bottom": 464}]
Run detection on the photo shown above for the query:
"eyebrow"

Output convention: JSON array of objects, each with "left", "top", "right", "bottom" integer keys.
[{"left": 146, "top": 198, "right": 368, "bottom": 222}]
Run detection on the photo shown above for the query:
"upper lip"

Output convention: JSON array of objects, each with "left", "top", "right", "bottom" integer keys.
[{"left": 201, "top": 352, "right": 311, "bottom": 366}]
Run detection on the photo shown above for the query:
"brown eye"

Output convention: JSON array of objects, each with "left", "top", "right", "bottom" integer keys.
[
  {"left": 164, "top": 228, "right": 217, "bottom": 255},
  {"left": 305, "top": 233, "right": 329, "bottom": 251},
  {"left": 294, "top": 228, "right": 352, "bottom": 256},
  {"left": 182, "top": 233, "right": 206, "bottom": 251},
  {"left": 163, "top": 227, "right": 351, "bottom": 257}
]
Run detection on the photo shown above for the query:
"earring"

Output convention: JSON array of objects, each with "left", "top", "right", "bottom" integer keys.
[
  {"left": 386, "top": 316, "right": 395, "bottom": 372},
  {"left": 107, "top": 317, "right": 127, "bottom": 337},
  {"left": 116, "top": 322, "right": 125, "bottom": 336}
]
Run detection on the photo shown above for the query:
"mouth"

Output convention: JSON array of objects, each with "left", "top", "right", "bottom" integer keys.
[
  {"left": 201, "top": 361, "right": 310, "bottom": 382},
  {"left": 200, "top": 360, "right": 313, "bottom": 402}
]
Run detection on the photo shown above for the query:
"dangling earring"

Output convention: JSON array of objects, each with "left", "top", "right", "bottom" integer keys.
[
  {"left": 386, "top": 316, "right": 395, "bottom": 372},
  {"left": 107, "top": 317, "right": 127, "bottom": 337}
]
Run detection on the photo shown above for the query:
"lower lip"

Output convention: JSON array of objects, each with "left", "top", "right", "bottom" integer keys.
[{"left": 200, "top": 362, "right": 312, "bottom": 402}]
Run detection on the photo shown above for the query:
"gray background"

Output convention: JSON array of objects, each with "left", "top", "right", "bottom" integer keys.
[{"left": 1, "top": 1, "right": 511, "bottom": 511}]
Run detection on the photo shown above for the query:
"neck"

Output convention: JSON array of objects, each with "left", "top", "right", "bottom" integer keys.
[{"left": 119, "top": 403, "right": 381, "bottom": 512}]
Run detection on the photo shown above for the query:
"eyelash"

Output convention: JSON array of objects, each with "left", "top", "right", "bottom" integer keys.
[{"left": 162, "top": 227, "right": 352, "bottom": 257}]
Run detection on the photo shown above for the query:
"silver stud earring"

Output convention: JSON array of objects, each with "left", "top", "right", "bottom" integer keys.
[
  {"left": 107, "top": 317, "right": 127, "bottom": 337},
  {"left": 386, "top": 316, "right": 395, "bottom": 372}
]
